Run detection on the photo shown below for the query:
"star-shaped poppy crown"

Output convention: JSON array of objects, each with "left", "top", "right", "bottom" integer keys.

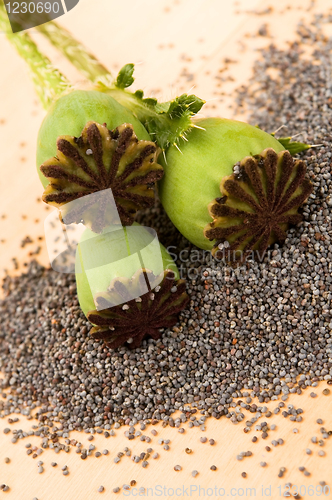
[
  {"left": 204, "top": 148, "right": 313, "bottom": 264},
  {"left": 87, "top": 269, "right": 189, "bottom": 349},
  {"left": 40, "top": 122, "right": 164, "bottom": 233}
]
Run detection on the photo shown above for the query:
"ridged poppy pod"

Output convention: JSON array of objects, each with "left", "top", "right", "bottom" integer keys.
[
  {"left": 75, "top": 223, "right": 189, "bottom": 349},
  {"left": 37, "top": 91, "right": 164, "bottom": 231},
  {"left": 37, "top": 90, "right": 152, "bottom": 187},
  {"left": 158, "top": 117, "right": 312, "bottom": 263},
  {"left": 204, "top": 148, "right": 313, "bottom": 263}
]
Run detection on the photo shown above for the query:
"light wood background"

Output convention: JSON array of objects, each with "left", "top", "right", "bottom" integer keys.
[{"left": 0, "top": 0, "right": 331, "bottom": 498}]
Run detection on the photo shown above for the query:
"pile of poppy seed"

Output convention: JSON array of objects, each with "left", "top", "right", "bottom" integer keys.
[{"left": 0, "top": 16, "right": 332, "bottom": 433}]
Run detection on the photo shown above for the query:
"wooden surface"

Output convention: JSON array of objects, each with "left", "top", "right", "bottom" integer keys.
[{"left": 0, "top": 0, "right": 332, "bottom": 498}]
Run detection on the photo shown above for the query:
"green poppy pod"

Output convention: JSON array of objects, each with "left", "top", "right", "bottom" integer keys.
[
  {"left": 159, "top": 118, "right": 312, "bottom": 263},
  {"left": 75, "top": 223, "right": 189, "bottom": 349}
]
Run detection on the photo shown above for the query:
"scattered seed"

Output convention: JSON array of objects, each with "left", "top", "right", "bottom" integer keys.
[
  {"left": 98, "top": 486, "right": 104, "bottom": 493},
  {"left": 191, "top": 470, "right": 198, "bottom": 478},
  {"left": 1, "top": 24, "right": 332, "bottom": 453},
  {"left": 278, "top": 467, "right": 286, "bottom": 478},
  {"left": 174, "top": 465, "right": 182, "bottom": 471},
  {"left": 210, "top": 465, "right": 217, "bottom": 471}
]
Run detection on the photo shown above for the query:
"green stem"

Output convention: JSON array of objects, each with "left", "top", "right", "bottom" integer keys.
[
  {"left": 31, "top": 22, "right": 160, "bottom": 120},
  {"left": 36, "top": 21, "right": 112, "bottom": 85},
  {"left": 1, "top": 4, "right": 204, "bottom": 149},
  {"left": 35, "top": 21, "right": 204, "bottom": 150},
  {"left": 104, "top": 87, "right": 195, "bottom": 151},
  {"left": 0, "top": 3, "right": 71, "bottom": 109}
]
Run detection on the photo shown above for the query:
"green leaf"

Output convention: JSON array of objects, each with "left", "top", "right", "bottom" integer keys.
[
  {"left": 115, "top": 63, "right": 135, "bottom": 89},
  {"left": 108, "top": 84, "right": 205, "bottom": 151},
  {"left": 134, "top": 89, "right": 144, "bottom": 99},
  {"left": 164, "top": 94, "right": 205, "bottom": 119},
  {"left": 144, "top": 95, "right": 204, "bottom": 150},
  {"left": 142, "top": 97, "right": 158, "bottom": 107},
  {"left": 275, "top": 136, "right": 311, "bottom": 155},
  {"left": 154, "top": 102, "right": 171, "bottom": 113}
]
